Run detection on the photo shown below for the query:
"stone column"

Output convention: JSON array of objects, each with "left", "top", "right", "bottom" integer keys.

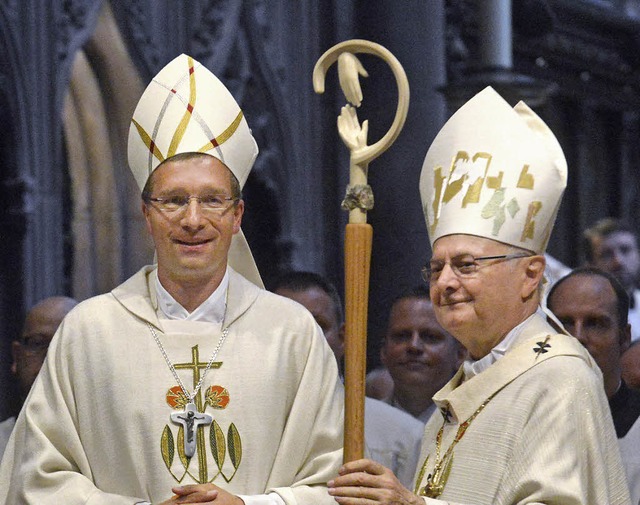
[{"left": 479, "top": 0, "right": 512, "bottom": 69}]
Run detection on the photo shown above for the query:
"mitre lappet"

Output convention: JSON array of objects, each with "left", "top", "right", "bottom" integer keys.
[
  {"left": 128, "top": 53, "right": 262, "bottom": 287},
  {"left": 419, "top": 86, "right": 567, "bottom": 255}
]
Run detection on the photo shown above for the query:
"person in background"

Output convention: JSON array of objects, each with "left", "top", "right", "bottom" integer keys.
[
  {"left": 273, "top": 271, "right": 424, "bottom": 489},
  {"left": 327, "top": 87, "right": 630, "bottom": 504},
  {"left": 0, "top": 296, "right": 77, "bottom": 458},
  {"left": 583, "top": 218, "right": 640, "bottom": 342},
  {"left": 623, "top": 340, "right": 640, "bottom": 390},
  {"left": 547, "top": 266, "right": 640, "bottom": 505},
  {"left": 379, "top": 286, "right": 464, "bottom": 423},
  {"left": 0, "top": 54, "right": 343, "bottom": 505},
  {"left": 365, "top": 367, "right": 394, "bottom": 401}
]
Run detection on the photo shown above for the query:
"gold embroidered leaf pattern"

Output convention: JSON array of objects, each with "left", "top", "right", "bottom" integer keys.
[
  {"left": 161, "top": 425, "right": 175, "bottom": 470},
  {"left": 517, "top": 164, "right": 534, "bottom": 189},
  {"left": 429, "top": 166, "right": 446, "bottom": 235},
  {"left": 506, "top": 198, "right": 520, "bottom": 218},
  {"left": 166, "top": 386, "right": 189, "bottom": 409},
  {"left": 415, "top": 455, "right": 430, "bottom": 495},
  {"left": 227, "top": 423, "right": 242, "bottom": 469},
  {"left": 177, "top": 426, "right": 190, "bottom": 466},
  {"left": 462, "top": 176, "right": 483, "bottom": 207},
  {"left": 481, "top": 188, "right": 507, "bottom": 236},
  {"left": 210, "top": 420, "right": 226, "bottom": 471},
  {"left": 442, "top": 174, "right": 466, "bottom": 204},
  {"left": 521, "top": 201, "right": 542, "bottom": 241},
  {"left": 205, "top": 385, "right": 230, "bottom": 409}
]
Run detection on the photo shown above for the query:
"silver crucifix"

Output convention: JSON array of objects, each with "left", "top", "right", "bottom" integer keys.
[{"left": 170, "top": 402, "right": 213, "bottom": 458}]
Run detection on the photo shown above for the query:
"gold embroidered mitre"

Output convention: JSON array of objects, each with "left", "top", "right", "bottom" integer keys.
[
  {"left": 419, "top": 86, "right": 567, "bottom": 254},
  {"left": 128, "top": 53, "right": 262, "bottom": 286}
]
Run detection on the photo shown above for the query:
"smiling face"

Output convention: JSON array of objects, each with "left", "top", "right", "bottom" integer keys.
[
  {"left": 429, "top": 234, "right": 544, "bottom": 359},
  {"left": 142, "top": 154, "right": 243, "bottom": 294},
  {"left": 381, "top": 297, "right": 461, "bottom": 400}
]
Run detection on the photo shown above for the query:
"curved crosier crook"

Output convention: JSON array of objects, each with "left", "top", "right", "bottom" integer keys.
[{"left": 313, "top": 39, "right": 410, "bottom": 166}]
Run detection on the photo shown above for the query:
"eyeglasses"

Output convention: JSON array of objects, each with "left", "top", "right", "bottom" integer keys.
[
  {"left": 144, "top": 194, "right": 238, "bottom": 215},
  {"left": 422, "top": 253, "right": 533, "bottom": 282}
]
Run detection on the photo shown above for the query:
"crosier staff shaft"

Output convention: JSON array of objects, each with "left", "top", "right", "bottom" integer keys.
[{"left": 313, "top": 39, "right": 409, "bottom": 462}]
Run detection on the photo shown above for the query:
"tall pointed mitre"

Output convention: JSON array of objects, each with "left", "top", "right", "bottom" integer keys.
[
  {"left": 419, "top": 86, "right": 567, "bottom": 254},
  {"left": 128, "top": 53, "right": 262, "bottom": 287}
]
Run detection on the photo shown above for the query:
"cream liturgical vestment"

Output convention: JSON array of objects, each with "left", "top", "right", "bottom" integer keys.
[
  {"left": 0, "top": 266, "right": 344, "bottom": 504},
  {"left": 363, "top": 397, "right": 423, "bottom": 489},
  {"left": 414, "top": 313, "right": 631, "bottom": 505}
]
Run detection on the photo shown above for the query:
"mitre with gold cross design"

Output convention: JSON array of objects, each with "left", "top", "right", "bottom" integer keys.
[
  {"left": 419, "top": 86, "right": 567, "bottom": 254},
  {"left": 128, "top": 53, "right": 262, "bottom": 286}
]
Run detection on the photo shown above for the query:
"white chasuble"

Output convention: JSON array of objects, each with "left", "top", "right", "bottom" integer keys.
[
  {"left": 0, "top": 266, "right": 344, "bottom": 504},
  {"left": 414, "top": 314, "right": 631, "bottom": 505}
]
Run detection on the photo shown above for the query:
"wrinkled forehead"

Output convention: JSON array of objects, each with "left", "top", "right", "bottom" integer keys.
[
  {"left": 548, "top": 274, "right": 619, "bottom": 315},
  {"left": 22, "top": 314, "right": 62, "bottom": 340},
  {"left": 147, "top": 153, "right": 235, "bottom": 191},
  {"left": 388, "top": 298, "right": 439, "bottom": 328},
  {"left": 431, "top": 234, "right": 514, "bottom": 257}
]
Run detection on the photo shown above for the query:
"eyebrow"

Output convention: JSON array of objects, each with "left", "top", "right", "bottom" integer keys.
[
  {"left": 430, "top": 252, "right": 502, "bottom": 261},
  {"left": 155, "top": 188, "right": 230, "bottom": 195}
]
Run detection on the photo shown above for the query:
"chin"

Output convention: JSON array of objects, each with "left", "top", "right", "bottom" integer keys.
[
  {"left": 175, "top": 262, "right": 217, "bottom": 281},
  {"left": 437, "top": 305, "right": 470, "bottom": 324},
  {"left": 440, "top": 316, "right": 473, "bottom": 340}
]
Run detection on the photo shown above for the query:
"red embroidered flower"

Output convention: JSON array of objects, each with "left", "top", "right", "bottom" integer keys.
[
  {"left": 166, "top": 385, "right": 189, "bottom": 409},
  {"left": 205, "top": 385, "right": 230, "bottom": 409}
]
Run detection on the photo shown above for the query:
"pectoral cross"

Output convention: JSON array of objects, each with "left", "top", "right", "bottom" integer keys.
[{"left": 171, "top": 402, "right": 213, "bottom": 457}]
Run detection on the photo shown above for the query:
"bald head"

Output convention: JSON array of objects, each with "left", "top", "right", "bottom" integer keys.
[
  {"left": 23, "top": 297, "right": 77, "bottom": 333},
  {"left": 12, "top": 296, "right": 78, "bottom": 400}
]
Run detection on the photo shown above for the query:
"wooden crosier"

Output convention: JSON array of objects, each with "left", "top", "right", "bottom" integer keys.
[{"left": 313, "top": 39, "right": 409, "bottom": 462}]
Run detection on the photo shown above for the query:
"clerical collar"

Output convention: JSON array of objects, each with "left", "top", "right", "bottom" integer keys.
[
  {"left": 462, "top": 307, "right": 546, "bottom": 381},
  {"left": 154, "top": 268, "right": 229, "bottom": 323}
]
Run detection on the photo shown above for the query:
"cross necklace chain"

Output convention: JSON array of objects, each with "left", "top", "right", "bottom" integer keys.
[
  {"left": 415, "top": 392, "right": 496, "bottom": 499},
  {"left": 147, "top": 304, "right": 229, "bottom": 458}
]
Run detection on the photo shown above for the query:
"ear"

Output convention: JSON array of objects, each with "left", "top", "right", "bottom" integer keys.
[
  {"left": 380, "top": 340, "right": 389, "bottom": 367},
  {"left": 521, "top": 255, "right": 546, "bottom": 300},
  {"left": 335, "top": 322, "right": 346, "bottom": 359},
  {"left": 338, "top": 321, "right": 346, "bottom": 345},
  {"left": 620, "top": 323, "right": 632, "bottom": 354},
  {"left": 142, "top": 201, "right": 153, "bottom": 234},
  {"left": 232, "top": 200, "right": 245, "bottom": 234},
  {"left": 10, "top": 341, "right": 20, "bottom": 375}
]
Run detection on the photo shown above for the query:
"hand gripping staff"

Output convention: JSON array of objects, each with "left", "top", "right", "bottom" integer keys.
[{"left": 313, "top": 39, "right": 409, "bottom": 462}]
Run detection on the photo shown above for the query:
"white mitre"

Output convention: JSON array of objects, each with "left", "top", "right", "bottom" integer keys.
[
  {"left": 128, "top": 53, "right": 262, "bottom": 287},
  {"left": 419, "top": 86, "right": 567, "bottom": 254}
]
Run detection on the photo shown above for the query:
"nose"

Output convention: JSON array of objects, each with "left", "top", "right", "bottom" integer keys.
[
  {"left": 570, "top": 321, "right": 588, "bottom": 346},
  {"left": 610, "top": 250, "right": 624, "bottom": 268},
  {"left": 407, "top": 332, "right": 423, "bottom": 352},
  {"left": 181, "top": 198, "right": 206, "bottom": 230},
  {"left": 434, "top": 262, "right": 460, "bottom": 290}
]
